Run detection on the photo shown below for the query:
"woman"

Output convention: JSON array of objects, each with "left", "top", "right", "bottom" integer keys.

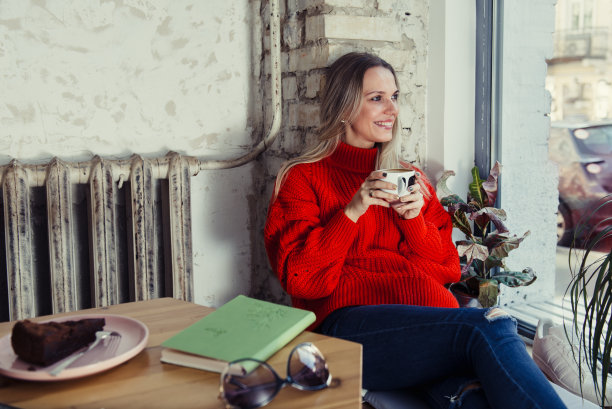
[{"left": 264, "top": 52, "right": 566, "bottom": 409}]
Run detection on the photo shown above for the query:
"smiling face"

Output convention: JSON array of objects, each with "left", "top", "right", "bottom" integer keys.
[{"left": 344, "top": 66, "right": 399, "bottom": 149}]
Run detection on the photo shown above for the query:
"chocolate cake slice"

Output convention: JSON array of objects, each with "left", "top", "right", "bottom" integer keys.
[{"left": 11, "top": 318, "right": 106, "bottom": 366}]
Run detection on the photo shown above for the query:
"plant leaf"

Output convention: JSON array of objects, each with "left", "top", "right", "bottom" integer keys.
[
  {"left": 470, "top": 207, "right": 508, "bottom": 233},
  {"left": 478, "top": 279, "right": 499, "bottom": 307},
  {"left": 461, "top": 258, "right": 475, "bottom": 275},
  {"left": 486, "top": 231, "right": 530, "bottom": 259},
  {"left": 493, "top": 267, "right": 537, "bottom": 287},
  {"left": 456, "top": 241, "right": 489, "bottom": 263},
  {"left": 482, "top": 161, "right": 501, "bottom": 206},
  {"left": 485, "top": 256, "right": 504, "bottom": 271},
  {"left": 444, "top": 200, "right": 480, "bottom": 218},
  {"left": 468, "top": 166, "right": 487, "bottom": 208},
  {"left": 440, "top": 194, "right": 467, "bottom": 208},
  {"left": 451, "top": 211, "right": 473, "bottom": 237},
  {"left": 464, "top": 275, "right": 482, "bottom": 293},
  {"left": 436, "top": 170, "right": 457, "bottom": 199},
  {"left": 438, "top": 174, "right": 476, "bottom": 238}
]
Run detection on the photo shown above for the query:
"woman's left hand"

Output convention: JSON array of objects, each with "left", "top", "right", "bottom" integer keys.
[{"left": 391, "top": 183, "right": 424, "bottom": 220}]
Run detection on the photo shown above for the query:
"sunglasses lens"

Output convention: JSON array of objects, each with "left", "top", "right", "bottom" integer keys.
[
  {"left": 221, "top": 362, "right": 279, "bottom": 409},
  {"left": 288, "top": 344, "right": 330, "bottom": 389}
]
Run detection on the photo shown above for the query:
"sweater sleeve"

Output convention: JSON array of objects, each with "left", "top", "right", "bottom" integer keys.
[
  {"left": 396, "top": 180, "right": 461, "bottom": 285},
  {"left": 264, "top": 166, "right": 358, "bottom": 299}
]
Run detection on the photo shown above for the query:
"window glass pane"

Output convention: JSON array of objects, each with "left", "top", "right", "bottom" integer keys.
[{"left": 547, "top": 0, "right": 611, "bottom": 298}]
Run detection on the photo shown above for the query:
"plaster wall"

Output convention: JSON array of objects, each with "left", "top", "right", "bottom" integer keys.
[
  {"left": 0, "top": 0, "right": 257, "bottom": 162},
  {"left": 427, "top": 0, "right": 475, "bottom": 206}
]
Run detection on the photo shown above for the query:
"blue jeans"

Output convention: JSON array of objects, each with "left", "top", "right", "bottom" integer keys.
[{"left": 317, "top": 305, "right": 567, "bottom": 409}]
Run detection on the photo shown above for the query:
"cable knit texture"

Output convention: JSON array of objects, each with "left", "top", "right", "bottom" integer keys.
[{"left": 265, "top": 142, "right": 461, "bottom": 329}]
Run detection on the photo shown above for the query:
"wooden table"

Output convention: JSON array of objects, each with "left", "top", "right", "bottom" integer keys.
[{"left": 0, "top": 298, "right": 362, "bottom": 409}]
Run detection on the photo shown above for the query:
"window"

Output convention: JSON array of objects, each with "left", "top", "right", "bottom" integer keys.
[{"left": 500, "top": 0, "right": 612, "bottom": 337}]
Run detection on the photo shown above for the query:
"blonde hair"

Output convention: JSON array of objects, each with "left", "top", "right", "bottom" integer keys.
[{"left": 273, "top": 52, "right": 429, "bottom": 199}]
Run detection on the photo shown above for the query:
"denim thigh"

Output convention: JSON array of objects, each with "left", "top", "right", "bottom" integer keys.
[{"left": 317, "top": 304, "right": 567, "bottom": 409}]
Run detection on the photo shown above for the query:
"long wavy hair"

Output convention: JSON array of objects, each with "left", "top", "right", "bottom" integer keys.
[{"left": 273, "top": 52, "right": 429, "bottom": 199}]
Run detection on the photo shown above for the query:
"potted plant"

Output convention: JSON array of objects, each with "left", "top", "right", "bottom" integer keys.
[
  {"left": 436, "top": 161, "right": 537, "bottom": 308},
  {"left": 566, "top": 194, "right": 611, "bottom": 408}
]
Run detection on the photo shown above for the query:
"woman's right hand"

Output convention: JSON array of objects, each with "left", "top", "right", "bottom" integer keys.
[{"left": 344, "top": 170, "right": 399, "bottom": 222}]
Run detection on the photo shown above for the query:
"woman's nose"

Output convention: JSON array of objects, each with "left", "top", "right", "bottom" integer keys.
[{"left": 384, "top": 98, "right": 398, "bottom": 114}]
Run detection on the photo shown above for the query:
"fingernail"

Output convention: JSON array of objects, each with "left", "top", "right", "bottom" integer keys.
[
  {"left": 382, "top": 172, "right": 387, "bottom": 177},
  {"left": 415, "top": 171, "right": 421, "bottom": 177},
  {"left": 409, "top": 186, "right": 414, "bottom": 192}
]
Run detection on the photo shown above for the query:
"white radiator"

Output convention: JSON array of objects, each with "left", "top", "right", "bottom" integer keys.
[{"left": 0, "top": 152, "right": 200, "bottom": 321}]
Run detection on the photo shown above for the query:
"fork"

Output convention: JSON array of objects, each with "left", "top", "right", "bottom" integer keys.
[{"left": 50, "top": 330, "right": 122, "bottom": 376}]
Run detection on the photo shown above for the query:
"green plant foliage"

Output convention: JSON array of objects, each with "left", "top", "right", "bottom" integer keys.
[
  {"left": 437, "top": 161, "right": 536, "bottom": 307},
  {"left": 472, "top": 207, "right": 508, "bottom": 234},
  {"left": 567, "top": 195, "right": 612, "bottom": 407},
  {"left": 478, "top": 279, "right": 499, "bottom": 309},
  {"left": 482, "top": 161, "right": 500, "bottom": 206},
  {"left": 469, "top": 166, "right": 487, "bottom": 207},
  {"left": 493, "top": 267, "right": 536, "bottom": 287},
  {"left": 486, "top": 231, "right": 530, "bottom": 259},
  {"left": 456, "top": 241, "right": 489, "bottom": 263}
]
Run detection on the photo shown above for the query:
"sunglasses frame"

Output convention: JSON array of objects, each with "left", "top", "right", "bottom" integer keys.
[{"left": 219, "top": 342, "right": 332, "bottom": 409}]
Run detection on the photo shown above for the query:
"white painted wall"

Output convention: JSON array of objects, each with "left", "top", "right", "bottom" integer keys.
[
  {"left": 0, "top": 0, "right": 255, "bottom": 162},
  {"left": 427, "top": 0, "right": 475, "bottom": 201},
  {"left": 0, "top": 0, "right": 259, "bottom": 307}
]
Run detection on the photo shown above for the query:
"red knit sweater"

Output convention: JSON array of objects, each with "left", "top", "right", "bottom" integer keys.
[{"left": 264, "top": 142, "right": 461, "bottom": 329}]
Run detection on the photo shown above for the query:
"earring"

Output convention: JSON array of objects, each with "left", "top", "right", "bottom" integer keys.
[{"left": 340, "top": 119, "right": 346, "bottom": 124}]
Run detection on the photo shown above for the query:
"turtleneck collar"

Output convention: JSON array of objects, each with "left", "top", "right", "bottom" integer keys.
[{"left": 327, "top": 142, "right": 379, "bottom": 173}]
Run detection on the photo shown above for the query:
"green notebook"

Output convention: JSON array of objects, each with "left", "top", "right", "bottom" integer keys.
[{"left": 160, "top": 295, "right": 316, "bottom": 373}]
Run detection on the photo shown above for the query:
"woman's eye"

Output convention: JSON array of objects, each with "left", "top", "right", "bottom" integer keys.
[{"left": 370, "top": 94, "right": 398, "bottom": 102}]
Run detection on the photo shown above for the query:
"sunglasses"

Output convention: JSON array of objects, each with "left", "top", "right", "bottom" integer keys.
[{"left": 219, "top": 342, "right": 332, "bottom": 409}]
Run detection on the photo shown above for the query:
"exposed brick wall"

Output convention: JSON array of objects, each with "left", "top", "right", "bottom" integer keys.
[{"left": 267, "top": 0, "right": 431, "bottom": 164}]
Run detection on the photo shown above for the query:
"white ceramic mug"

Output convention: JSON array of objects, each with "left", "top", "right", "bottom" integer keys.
[{"left": 378, "top": 169, "right": 416, "bottom": 197}]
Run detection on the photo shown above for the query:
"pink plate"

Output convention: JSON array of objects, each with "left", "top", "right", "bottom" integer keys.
[{"left": 0, "top": 314, "right": 149, "bottom": 381}]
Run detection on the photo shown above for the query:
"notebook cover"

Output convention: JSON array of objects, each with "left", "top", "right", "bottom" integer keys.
[{"left": 160, "top": 295, "right": 315, "bottom": 371}]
